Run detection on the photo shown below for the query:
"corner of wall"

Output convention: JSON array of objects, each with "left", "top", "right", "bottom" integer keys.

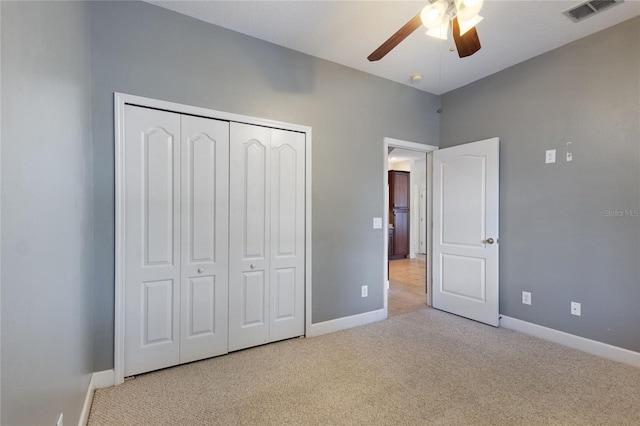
[{"left": 79, "top": 370, "right": 114, "bottom": 426}]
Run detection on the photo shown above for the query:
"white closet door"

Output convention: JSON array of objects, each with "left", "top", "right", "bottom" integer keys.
[
  {"left": 229, "top": 123, "right": 271, "bottom": 351},
  {"left": 269, "top": 129, "right": 305, "bottom": 342},
  {"left": 124, "top": 106, "right": 181, "bottom": 376},
  {"left": 179, "top": 115, "right": 229, "bottom": 363}
]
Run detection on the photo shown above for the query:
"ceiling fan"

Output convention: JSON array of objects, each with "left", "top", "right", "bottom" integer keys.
[{"left": 368, "top": 0, "right": 484, "bottom": 61}]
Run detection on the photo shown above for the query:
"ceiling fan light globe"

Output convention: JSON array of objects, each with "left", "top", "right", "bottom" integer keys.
[
  {"left": 455, "top": 0, "right": 483, "bottom": 22},
  {"left": 458, "top": 15, "right": 483, "bottom": 36},
  {"left": 421, "top": 1, "right": 448, "bottom": 30},
  {"left": 426, "top": 25, "right": 449, "bottom": 41}
]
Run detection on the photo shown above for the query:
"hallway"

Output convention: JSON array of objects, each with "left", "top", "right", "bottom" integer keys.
[{"left": 388, "top": 255, "right": 427, "bottom": 317}]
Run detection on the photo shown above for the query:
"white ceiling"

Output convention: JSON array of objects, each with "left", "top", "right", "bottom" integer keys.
[{"left": 146, "top": 1, "right": 640, "bottom": 95}]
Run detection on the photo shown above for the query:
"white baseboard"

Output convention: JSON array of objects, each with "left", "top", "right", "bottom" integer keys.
[
  {"left": 307, "top": 308, "right": 387, "bottom": 338},
  {"left": 500, "top": 315, "right": 640, "bottom": 368},
  {"left": 79, "top": 369, "right": 114, "bottom": 426}
]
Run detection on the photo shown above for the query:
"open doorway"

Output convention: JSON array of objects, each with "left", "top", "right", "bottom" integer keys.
[{"left": 383, "top": 138, "right": 437, "bottom": 318}]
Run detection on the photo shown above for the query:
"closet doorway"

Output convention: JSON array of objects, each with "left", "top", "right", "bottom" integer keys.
[
  {"left": 383, "top": 138, "right": 437, "bottom": 317},
  {"left": 114, "top": 93, "right": 312, "bottom": 385}
]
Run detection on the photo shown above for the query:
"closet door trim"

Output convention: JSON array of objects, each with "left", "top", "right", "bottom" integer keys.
[{"left": 114, "top": 92, "right": 312, "bottom": 385}]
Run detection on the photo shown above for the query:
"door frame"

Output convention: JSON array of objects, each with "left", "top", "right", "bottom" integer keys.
[
  {"left": 114, "top": 92, "right": 312, "bottom": 385},
  {"left": 419, "top": 187, "right": 427, "bottom": 254},
  {"left": 383, "top": 137, "right": 437, "bottom": 315}
]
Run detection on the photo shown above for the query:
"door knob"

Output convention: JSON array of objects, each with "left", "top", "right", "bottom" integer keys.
[
  {"left": 485, "top": 238, "right": 495, "bottom": 244},
  {"left": 197, "top": 267, "right": 204, "bottom": 273},
  {"left": 250, "top": 264, "right": 256, "bottom": 269}
]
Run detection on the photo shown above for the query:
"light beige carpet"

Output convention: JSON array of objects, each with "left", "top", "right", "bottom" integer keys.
[{"left": 89, "top": 309, "right": 640, "bottom": 425}]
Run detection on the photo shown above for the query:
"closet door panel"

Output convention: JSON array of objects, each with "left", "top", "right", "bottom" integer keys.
[
  {"left": 269, "top": 129, "right": 305, "bottom": 342},
  {"left": 229, "top": 123, "right": 271, "bottom": 352},
  {"left": 242, "top": 271, "right": 266, "bottom": 325},
  {"left": 244, "top": 141, "right": 268, "bottom": 258},
  {"left": 124, "top": 105, "right": 181, "bottom": 377},
  {"left": 179, "top": 115, "right": 229, "bottom": 364},
  {"left": 187, "top": 276, "right": 215, "bottom": 334},
  {"left": 143, "top": 280, "right": 175, "bottom": 343},
  {"left": 273, "top": 268, "right": 296, "bottom": 320}
]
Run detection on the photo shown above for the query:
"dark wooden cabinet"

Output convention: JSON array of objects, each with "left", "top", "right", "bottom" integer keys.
[
  {"left": 391, "top": 171, "right": 409, "bottom": 209},
  {"left": 389, "top": 170, "right": 410, "bottom": 260},
  {"left": 392, "top": 210, "right": 409, "bottom": 257}
]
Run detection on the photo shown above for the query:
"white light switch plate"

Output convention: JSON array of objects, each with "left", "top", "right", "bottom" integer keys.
[
  {"left": 373, "top": 217, "right": 383, "bottom": 229},
  {"left": 571, "top": 302, "right": 581, "bottom": 316},
  {"left": 546, "top": 149, "right": 556, "bottom": 164}
]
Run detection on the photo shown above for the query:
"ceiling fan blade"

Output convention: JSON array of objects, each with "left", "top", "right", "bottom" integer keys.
[
  {"left": 452, "top": 17, "right": 481, "bottom": 58},
  {"left": 368, "top": 13, "right": 423, "bottom": 62}
]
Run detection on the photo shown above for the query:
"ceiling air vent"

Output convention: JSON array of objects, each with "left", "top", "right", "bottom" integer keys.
[{"left": 564, "top": 0, "right": 624, "bottom": 22}]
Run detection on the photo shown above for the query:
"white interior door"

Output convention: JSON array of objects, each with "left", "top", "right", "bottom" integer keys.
[
  {"left": 229, "top": 123, "right": 271, "bottom": 351},
  {"left": 124, "top": 106, "right": 181, "bottom": 376},
  {"left": 179, "top": 115, "right": 229, "bottom": 364},
  {"left": 124, "top": 107, "right": 231, "bottom": 375},
  {"left": 229, "top": 123, "right": 305, "bottom": 351},
  {"left": 269, "top": 129, "right": 305, "bottom": 342},
  {"left": 432, "top": 138, "right": 499, "bottom": 326}
]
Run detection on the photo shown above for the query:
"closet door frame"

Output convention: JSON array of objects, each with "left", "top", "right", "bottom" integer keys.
[{"left": 114, "top": 93, "right": 312, "bottom": 385}]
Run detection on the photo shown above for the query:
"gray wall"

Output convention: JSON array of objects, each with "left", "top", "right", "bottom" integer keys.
[
  {"left": 90, "top": 1, "right": 440, "bottom": 370},
  {"left": 1, "top": 2, "right": 94, "bottom": 425},
  {"left": 440, "top": 17, "right": 640, "bottom": 352}
]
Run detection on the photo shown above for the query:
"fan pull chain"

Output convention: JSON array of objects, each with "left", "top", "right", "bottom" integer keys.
[{"left": 438, "top": 31, "right": 443, "bottom": 110}]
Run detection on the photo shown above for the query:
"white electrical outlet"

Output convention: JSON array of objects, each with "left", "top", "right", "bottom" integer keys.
[
  {"left": 373, "top": 217, "right": 383, "bottom": 229},
  {"left": 361, "top": 285, "right": 368, "bottom": 298},
  {"left": 56, "top": 413, "right": 63, "bottom": 426},
  {"left": 545, "top": 149, "right": 556, "bottom": 164},
  {"left": 571, "top": 301, "right": 581, "bottom": 316},
  {"left": 522, "top": 291, "right": 531, "bottom": 305}
]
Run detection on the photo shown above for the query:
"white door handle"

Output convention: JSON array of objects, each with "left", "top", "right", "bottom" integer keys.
[
  {"left": 197, "top": 267, "right": 204, "bottom": 273},
  {"left": 250, "top": 264, "right": 256, "bottom": 269}
]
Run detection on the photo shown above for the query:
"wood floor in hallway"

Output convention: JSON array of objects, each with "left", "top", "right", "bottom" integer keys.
[{"left": 388, "top": 255, "right": 427, "bottom": 317}]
